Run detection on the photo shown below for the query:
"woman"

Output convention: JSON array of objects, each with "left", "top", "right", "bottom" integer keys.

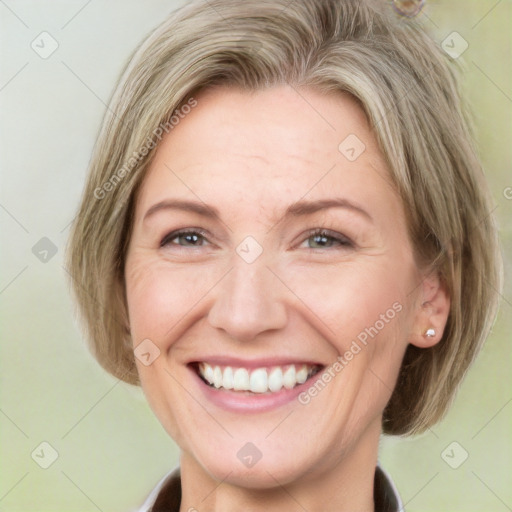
[{"left": 66, "top": 0, "right": 502, "bottom": 510}]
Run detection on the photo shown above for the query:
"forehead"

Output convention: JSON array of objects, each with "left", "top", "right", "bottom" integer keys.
[
  {"left": 135, "top": 85, "right": 399, "bottom": 224},
  {"left": 169, "top": 85, "right": 373, "bottom": 166}
]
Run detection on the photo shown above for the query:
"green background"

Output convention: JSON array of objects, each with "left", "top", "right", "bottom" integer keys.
[{"left": 1, "top": 1, "right": 510, "bottom": 510}]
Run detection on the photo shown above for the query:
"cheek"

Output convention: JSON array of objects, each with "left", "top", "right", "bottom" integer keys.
[
  {"left": 124, "top": 252, "right": 224, "bottom": 343},
  {"left": 282, "top": 258, "right": 413, "bottom": 407},
  {"left": 125, "top": 258, "right": 174, "bottom": 341},
  {"left": 284, "top": 259, "right": 410, "bottom": 343}
]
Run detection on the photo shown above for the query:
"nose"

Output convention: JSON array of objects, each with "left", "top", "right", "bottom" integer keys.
[{"left": 207, "top": 257, "right": 288, "bottom": 342}]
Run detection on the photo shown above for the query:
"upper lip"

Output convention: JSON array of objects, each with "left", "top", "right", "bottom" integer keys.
[{"left": 188, "top": 356, "right": 325, "bottom": 369}]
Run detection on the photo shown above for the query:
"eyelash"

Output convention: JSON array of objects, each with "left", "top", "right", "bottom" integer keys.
[
  {"left": 301, "top": 229, "right": 354, "bottom": 249},
  {"left": 159, "top": 228, "right": 354, "bottom": 250},
  {"left": 160, "top": 228, "right": 210, "bottom": 248}
]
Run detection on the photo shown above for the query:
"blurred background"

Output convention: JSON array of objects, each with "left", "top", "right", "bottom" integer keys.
[{"left": 0, "top": 1, "right": 510, "bottom": 510}]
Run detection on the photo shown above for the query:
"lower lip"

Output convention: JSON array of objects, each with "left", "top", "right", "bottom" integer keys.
[{"left": 188, "top": 365, "right": 323, "bottom": 413}]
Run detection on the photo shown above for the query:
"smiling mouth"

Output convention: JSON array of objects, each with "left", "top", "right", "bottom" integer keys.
[{"left": 192, "top": 362, "right": 323, "bottom": 394}]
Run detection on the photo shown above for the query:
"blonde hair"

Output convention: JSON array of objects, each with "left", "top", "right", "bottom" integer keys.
[{"left": 67, "top": 0, "right": 502, "bottom": 435}]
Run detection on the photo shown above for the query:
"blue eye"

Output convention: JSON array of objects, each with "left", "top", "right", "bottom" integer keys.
[
  {"left": 303, "top": 229, "right": 353, "bottom": 249},
  {"left": 159, "top": 228, "right": 353, "bottom": 250},
  {"left": 160, "top": 229, "right": 208, "bottom": 247}
]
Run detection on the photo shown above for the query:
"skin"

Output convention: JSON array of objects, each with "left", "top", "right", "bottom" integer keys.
[{"left": 124, "top": 85, "right": 450, "bottom": 512}]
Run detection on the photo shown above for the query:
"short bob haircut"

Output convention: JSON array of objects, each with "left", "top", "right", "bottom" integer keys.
[{"left": 67, "top": 0, "right": 502, "bottom": 436}]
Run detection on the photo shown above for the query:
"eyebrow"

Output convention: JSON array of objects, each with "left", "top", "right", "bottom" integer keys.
[
  {"left": 286, "top": 198, "right": 372, "bottom": 222},
  {"left": 144, "top": 199, "right": 220, "bottom": 222},
  {"left": 143, "top": 197, "right": 373, "bottom": 223}
]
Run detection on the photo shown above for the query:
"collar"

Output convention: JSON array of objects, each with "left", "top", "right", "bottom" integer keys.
[{"left": 137, "top": 464, "right": 403, "bottom": 512}]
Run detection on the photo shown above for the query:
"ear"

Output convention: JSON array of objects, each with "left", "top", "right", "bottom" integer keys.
[{"left": 409, "top": 271, "right": 451, "bottom": 348}]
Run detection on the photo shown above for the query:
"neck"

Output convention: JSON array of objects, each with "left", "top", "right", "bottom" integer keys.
[{"left": 179, "top": 418, "right": 381, "bottom": 512}]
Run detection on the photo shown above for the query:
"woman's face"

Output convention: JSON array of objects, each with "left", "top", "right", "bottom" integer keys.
[{"left": 125, "top": 85, "right": 429, "bottom": 487}]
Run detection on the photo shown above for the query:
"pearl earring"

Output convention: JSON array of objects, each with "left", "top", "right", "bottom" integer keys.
[{"left": 425, "top": 328, "right": 436, "bottom": 338}]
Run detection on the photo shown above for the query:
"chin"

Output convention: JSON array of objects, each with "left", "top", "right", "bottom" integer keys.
[{"left": 195, "top": 447, "right": 312, "bottom": 490}]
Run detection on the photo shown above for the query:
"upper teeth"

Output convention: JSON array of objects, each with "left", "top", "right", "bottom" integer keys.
[{"left": 198, "top": 363, "right": 318, "bottom": 393}]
